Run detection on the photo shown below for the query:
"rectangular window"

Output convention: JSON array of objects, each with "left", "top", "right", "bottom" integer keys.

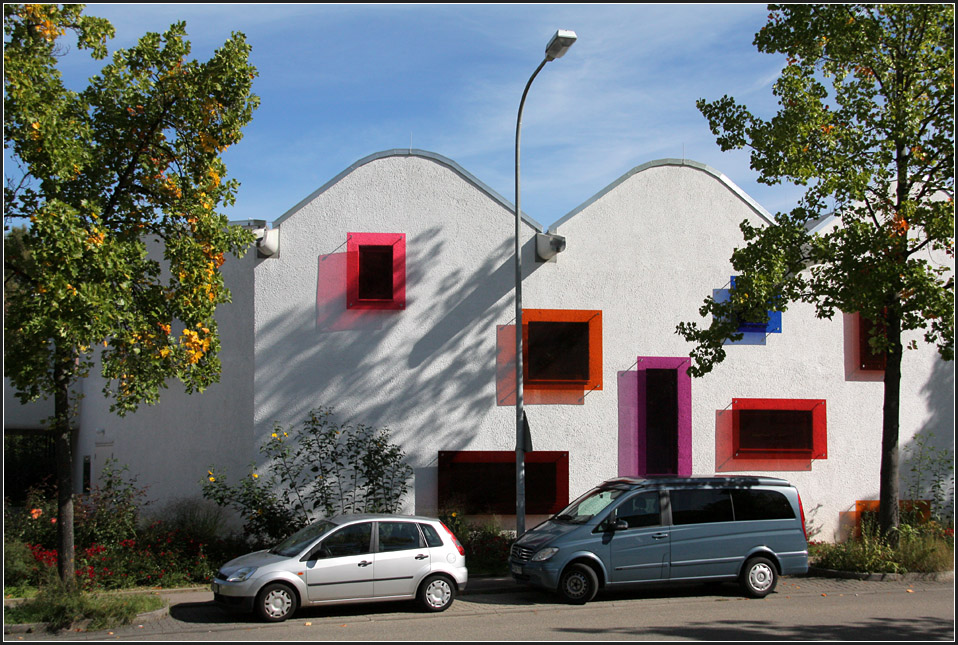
[
  {"left": 346, "top": 233, "right": 405, "bottom": 310},
  {"left": 669, "top": 489, "right": 733, "bottom": 525},
  {"left": 645, "top": 368, "right": 679, "bottom": 475},
  {"left": 527, "top": 321, "right": 590, "bottom": 382},
  {"left": 437, "top": 451, "right": 569, "bottom": 515},
  {"left": 737, "top": 409, "right": 813, "bottom": 455},
  {"left": 858, "top": 313, "right": 886, "bottom": 371},
  {"left": 358, "top": 245, "right": 394, "bottom": 301},
  {"left": 731, "top": 398, "right": 827, "bottom": 460}
]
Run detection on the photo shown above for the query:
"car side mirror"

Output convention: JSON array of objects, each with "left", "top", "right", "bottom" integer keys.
[{"left": 614, "top": 519, "right": 629, "bottom": 531}]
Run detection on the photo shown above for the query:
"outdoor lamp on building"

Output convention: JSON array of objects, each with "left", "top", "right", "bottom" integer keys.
[{"left": 514, "top": 29, "right": 576, "bottom": 536}]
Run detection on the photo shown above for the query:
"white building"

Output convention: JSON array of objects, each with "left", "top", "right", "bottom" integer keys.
[{"left": 5, "top": 149, "right": 954, "bottom": 541}]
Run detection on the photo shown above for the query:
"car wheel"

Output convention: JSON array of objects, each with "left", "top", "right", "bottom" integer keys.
[
  {"left": 256, "top": 583, "right": 298, "bottom": 622},
  {"left": 741, "top": 556, "right": 777, "bottom": 598},
  {"left": 558, "top": 563, "right": 598, "bottom": 604},
  {"left": 418, "top": 574, "right": 455, "bottom": 612}
]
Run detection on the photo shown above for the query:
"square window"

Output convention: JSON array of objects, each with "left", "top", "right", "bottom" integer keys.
[
  {"left": 522, "top": 310, "right": 602, "bottom": 393},
  {"left": 346, "top": 233, "right": 405, "bottom": 310},
  {"left": 527, "top": 321, "right": 590, "bottom": 382}
]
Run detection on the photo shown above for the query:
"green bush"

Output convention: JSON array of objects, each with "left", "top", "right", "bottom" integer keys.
[
  {"left": 437, "top": 510, "right": 511, "bottom": 575},
  {"left": 203, "top": 406, "right": 413, "bottom": 544},
  {"left": 810, "top": 517, "right": 954, "bottom": 574},
  {"left": 4, "top": 540, "right": 39, "bottom": 588}
]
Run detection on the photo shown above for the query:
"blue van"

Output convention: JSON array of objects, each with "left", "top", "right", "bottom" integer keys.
[{"left": 509, "top": 476, "right": 809, "bottom": 603}]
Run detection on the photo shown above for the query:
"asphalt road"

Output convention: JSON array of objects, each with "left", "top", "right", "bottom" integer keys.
[{"left": 6, "top": 575, "right": 954, "bottom": 641}]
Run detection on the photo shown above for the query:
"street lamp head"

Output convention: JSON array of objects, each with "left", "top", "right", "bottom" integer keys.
[{"left": 545, "top": 29, "right": 577, "bottom": 61}]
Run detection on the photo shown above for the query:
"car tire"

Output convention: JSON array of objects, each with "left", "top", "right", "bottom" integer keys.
[
  {"left": 558, "top": 563, "right": 598, "bottom": 604},
  {"left": 417, "top": 574, "right": 455, "bottom": 612},
  {"left": 741, "top": 556, "right": 777, "bottom": 598},
  {"left": 256, "top": 582, "right": 298, "bottom": 622}
]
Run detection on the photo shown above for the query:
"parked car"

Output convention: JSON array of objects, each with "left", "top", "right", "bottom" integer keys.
[
  {"left": 212, "top": 513, "right": 468, "bottom": 621},
  {"left": 509, "top": 476, "right": 809, "bottom": 603}
]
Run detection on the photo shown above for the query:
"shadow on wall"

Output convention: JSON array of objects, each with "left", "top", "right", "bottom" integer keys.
[{"left": 252, "top": 231, "right": 547, "bottom": 515}]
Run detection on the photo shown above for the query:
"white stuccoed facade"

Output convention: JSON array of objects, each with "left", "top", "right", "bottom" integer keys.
[{"left": 6, "top": 150, "right": 953, "bottom": 542}]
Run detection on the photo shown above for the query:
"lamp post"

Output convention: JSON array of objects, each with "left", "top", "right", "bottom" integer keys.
[{"left": 515, "top": 29, "right": 577, "bottom": 537}]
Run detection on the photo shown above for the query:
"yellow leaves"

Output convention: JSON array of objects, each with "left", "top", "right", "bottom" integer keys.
[
  {"left": 207, "top": 168, "right": 221, "bottom": 189},
  {"left": 86, "top": 227, "right": 106, "bottom": 248},
  {"left": 820, "top": 124, "right": 835, "bottom": 136},
  {"left": 180, "top": 323, "right": 211, "bottom": 364},
  {"left": 198, "top": 133, "right": 224, "bottom": 154},
  {"left": 22, "top": 5, "right": 65, "bottom": 42},
  {"left": 891, "top": 213, "right": 910, "bottom": 237},
  {"left": 158, "top": 322, "right": 171, "bottom": 335},
  {"left": 29, "top": 121, "right": 40, "bottom": 140}
]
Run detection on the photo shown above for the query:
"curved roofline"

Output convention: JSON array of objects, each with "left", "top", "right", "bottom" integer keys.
[
  {"left": 548, "top": 158, "right": 775, "bottom": 233},
  {"left": 273, "top": 149, "right": 543, "bottom": 232}
]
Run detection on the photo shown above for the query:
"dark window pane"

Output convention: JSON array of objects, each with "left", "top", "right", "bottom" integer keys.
[
  {"left": 322, "top": 522, "right": 372, "bottom": 557},
  {"left": 731, "top": 489, "right": 795, "bottom": 521},
  {"left": 669, "top": 489, "right": 733, "bottom": 525},
  {"left": 618, "top": 492, "right": 661, "bottom": 528},
  {"left": 378, "top": 521, "right": 423, "bottom": 552},
  {"left": 646, "top": 369, "right": 678, "bottom": 475},
  {"left": 527, "top": 321, "right": 590, "bottom": 382},
  {"left": 419, "top": 523, "right": 443, "bottom": 548},
  {"left": 738, "top": 410, "right": 813, "bottom": 453},
  {"left": 358, "top": 245, "right": 393, "bottom": 300},
  {"left": 437, "top": 452, "right": 566, "bottom": 514}
]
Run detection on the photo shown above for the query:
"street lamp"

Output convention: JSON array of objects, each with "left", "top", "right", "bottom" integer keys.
[{"left": 515, "top": 29, "right": 577, "bottom": 537}]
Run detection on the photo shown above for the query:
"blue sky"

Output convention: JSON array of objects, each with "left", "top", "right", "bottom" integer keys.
[{"left": 45, "top": 4, "right": 803, "bottom": 230}]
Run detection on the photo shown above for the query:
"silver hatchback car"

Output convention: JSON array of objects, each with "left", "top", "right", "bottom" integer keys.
[{"left": 212, "top": 514, "right": 468, "bottom": 621}]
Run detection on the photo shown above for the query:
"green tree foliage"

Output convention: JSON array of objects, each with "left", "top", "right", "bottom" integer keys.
[
  {"left": 4, "top": 4, "right": 259, "bottom": 585},
  {"left": 676, "top": 5, "right": 954, "bottom": 540}
]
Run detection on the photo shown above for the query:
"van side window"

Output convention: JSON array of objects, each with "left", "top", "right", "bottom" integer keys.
[
  {"left": 731, "top": 489, "right": 795, "bottom": 521},
  {"left": 669, "top": 489, "right": 733, "bottom": 525},
  {"left": 618, "top": 492, "right": 661, "bottom": 528}
]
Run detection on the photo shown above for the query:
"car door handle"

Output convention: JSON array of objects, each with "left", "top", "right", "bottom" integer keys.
[
  {"left": 358, "top": 560, "right": 372, "bottom": 567},
  {"left": 415, "top": 554, "right": 428, "bottom": 560},
  {"left": 651, "top": 532, "right": 668, "bottom": 540}
]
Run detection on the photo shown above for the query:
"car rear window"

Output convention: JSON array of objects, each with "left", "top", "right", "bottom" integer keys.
[{"left": 419, "top": 523, "right": 444, "bottom": 547}]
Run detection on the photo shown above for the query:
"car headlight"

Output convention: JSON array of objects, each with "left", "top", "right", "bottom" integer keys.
[
  {"left": 226, "top": 566, "right": 257, "bottom": 582},
  {"left": 531, "top": 547, "right": 559, "bottom": 562}
]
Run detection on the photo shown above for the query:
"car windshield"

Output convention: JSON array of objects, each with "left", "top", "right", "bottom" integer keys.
[
  {"left": 269, "top": 520, "right": 336, "bottom": 557},
  {"left": 552, "top": 487, "right": 626, "bottom": 524}
]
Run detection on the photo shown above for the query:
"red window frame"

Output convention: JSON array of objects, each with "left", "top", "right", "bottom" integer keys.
[
  {"left": 731, "top": 398, "right": 827, "bottom": 460},
  {"left": 346, "top": 232, "right": 405, "bottom": 310}
]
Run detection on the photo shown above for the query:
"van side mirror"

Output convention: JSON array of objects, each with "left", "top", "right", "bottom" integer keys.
[{"left": 614, "top": 519, "right": 629, "bottom": 531}]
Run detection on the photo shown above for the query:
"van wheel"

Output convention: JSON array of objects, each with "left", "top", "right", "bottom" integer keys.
[
  {"left": 418, "top": 574, "right": 455, "bottom": 612},
  {"left": 256, "top": 583, "right": 298, "bottom": 622},
  {"left": 558, "top": 563, "right": 598, "bottom": 604},
  {"left": 741, "top": 557, "right": 777, "bottom": 598}
]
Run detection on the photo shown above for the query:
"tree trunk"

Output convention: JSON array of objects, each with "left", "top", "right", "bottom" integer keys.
[
  {"left": 878, "top": 306, "right": 903, "bottom": 546},
  {"left": 53, "top": 351, "right": 77, "bottom": 589}
]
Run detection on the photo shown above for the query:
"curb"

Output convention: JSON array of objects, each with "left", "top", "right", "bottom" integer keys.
[{"left": 807, "top": 566, "right": 955, "bottom": 583}]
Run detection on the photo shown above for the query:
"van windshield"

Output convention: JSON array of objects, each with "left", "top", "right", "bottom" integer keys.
[{"left": 552, "top": 487, "right": 626, "bottom": 524}]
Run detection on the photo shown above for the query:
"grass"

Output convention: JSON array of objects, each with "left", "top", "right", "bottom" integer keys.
[{"left": 4, "top": 585, "right": 165, "bottom": 632}]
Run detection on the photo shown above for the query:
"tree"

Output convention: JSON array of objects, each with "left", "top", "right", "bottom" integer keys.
[
  {"left": 4, "top": 4, "right": 259, "bottom": 586},
  {"left": 676, "top": 4, "right": 954, "bottom": 542}
]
